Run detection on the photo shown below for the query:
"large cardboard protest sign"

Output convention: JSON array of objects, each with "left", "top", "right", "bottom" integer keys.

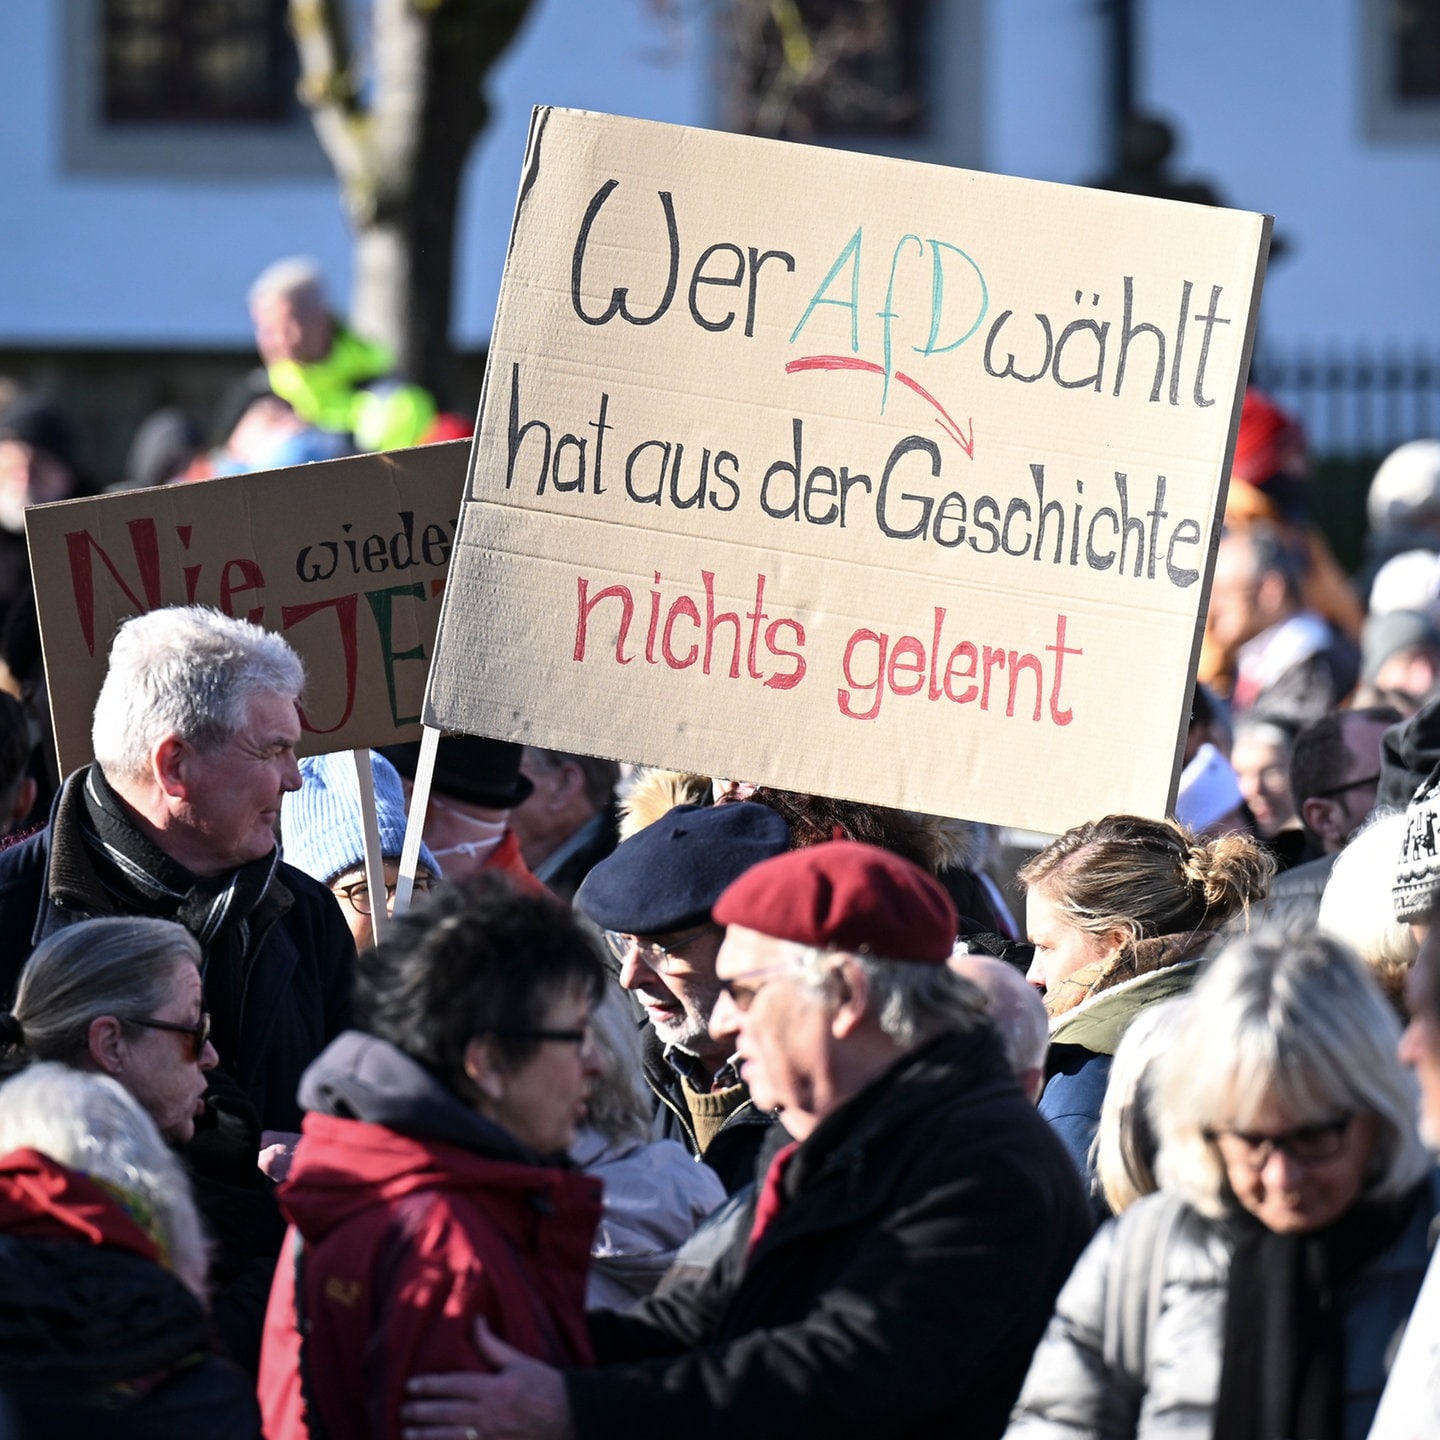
[
  {"left": 27, "top": 442, "right": 468, "bottom": 775},
  {"left": 426, "top": 109, "right": 1270, "bottom": 833}
]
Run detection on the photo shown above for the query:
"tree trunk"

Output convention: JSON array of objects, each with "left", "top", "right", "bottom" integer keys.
[{"left": 288, "top": 0, "right": 532, "bottom": 409}]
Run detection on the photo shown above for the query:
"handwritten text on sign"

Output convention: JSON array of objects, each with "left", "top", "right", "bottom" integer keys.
[
  {"left": 27, "top": 442, "right": 468, "bottom": 775},
  {"left": 426, "top": 110, "right": 1270, "bottom": 833}
]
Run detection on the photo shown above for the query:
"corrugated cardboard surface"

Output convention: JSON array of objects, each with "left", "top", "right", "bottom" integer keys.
[
  {"left": 427, "top": 108, "right": 1270, "bottom": 833},
  {"left": 28, "top": 441, "right": 468, "bottom": 774}
]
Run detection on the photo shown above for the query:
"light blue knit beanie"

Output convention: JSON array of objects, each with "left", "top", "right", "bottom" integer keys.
[{"left": 281, "top": 749, "right": 440, "bottom": 886}]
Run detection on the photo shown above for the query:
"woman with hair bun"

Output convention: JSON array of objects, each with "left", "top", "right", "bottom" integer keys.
[{"left": 1018, "top": 814, "right": 1273, "bottom": 1198}]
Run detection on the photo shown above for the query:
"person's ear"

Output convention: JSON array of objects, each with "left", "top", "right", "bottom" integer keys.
[
  {"left": 88, "top": 1015, "right": 126, "bottom": 1077},
  {"left": 829, "top": 957, "right": 870, "bottom": 1038},
  {"left": 153, "top": 734, "right": 189, "bottom": 800},
  {"left": 552, "top": 761, "right": 587, "bottom": 811},
  {"left": 1300, "top": 796, "right": 1345, "bottom": 850},
  {"left": 1100, "top": 927, "right": 1131, "bottom": 964},
  {"left": 463, "top": 1037, "right": 507, "bottom": 1104}
]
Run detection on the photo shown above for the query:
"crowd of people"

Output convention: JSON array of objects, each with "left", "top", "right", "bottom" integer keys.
[{"left": 0, "top": 291, "right": 1439, "bottom": 1438}]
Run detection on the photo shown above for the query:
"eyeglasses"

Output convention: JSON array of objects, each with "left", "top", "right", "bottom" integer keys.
[
  {"left": 1205, "top": 1112, "right": 1355, "bottom": 1169},
  {"left": 1310, "top": 773, "right": 1381, "bottom": 802},
  {"left": 716, "top": 964, "right": 796, "bottom": 1012},
  {"left": 487, "top": 1024, "right": 595, "bottom": 1049},
  {"left": 602, "top": 924, "right": 718, "bottom": 974},
  {"left": 121, "top": 1012, "right": 212, "bottom": 1062},
  {"left": 333, "top": 875, "right": 433, "bottom": 916}
]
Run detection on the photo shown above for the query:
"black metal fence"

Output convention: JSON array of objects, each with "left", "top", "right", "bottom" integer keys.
[{"left": 1250, "top": 345, "right": 1440, "bottom": 460}]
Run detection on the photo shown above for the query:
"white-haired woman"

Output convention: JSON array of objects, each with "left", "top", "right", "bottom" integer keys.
[
  {"left": 0, "top": 1064, "right": 259, "bottom": 1436},
  {"left": 1007, "top": 932, "right": 1436, "bottom": 1440},
  {"left": 573, "top": 986, "right": 725, "bottom": 1309},
  {"left": 0, "top": 915, "right": 281, "bottom": 1378}
]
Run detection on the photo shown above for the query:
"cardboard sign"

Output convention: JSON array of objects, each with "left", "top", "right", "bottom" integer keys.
[
  {"left": 426, "top": 108, "right": 1271, "bottom": 833},
  {"left": 26, "top": 441, "right": 469, "bottom": 775}
]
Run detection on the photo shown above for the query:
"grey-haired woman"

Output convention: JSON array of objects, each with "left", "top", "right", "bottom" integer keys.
[{"left": 1007, "top": 931, "right": 1436, "bottom": 1440}]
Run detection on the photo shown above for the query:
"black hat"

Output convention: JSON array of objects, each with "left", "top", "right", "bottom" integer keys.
[
  {"left": 1395, "top": 760, "right": 1440, "bottom": 923},
  {"left": 1378, "top": 697, "right": 1440, "bottom": 812},
  {"left": 575, "top": 801, "right": 791, "bottom": 934},
  {"left": 379, "top": 735, "right": 533, "bottom": 810}
]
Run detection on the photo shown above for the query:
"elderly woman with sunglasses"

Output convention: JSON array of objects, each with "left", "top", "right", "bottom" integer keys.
[
  {"left": 1007, "top": 931, "right": 1438, "bottom": 1440},
  {"left": 0, "top": 915, "right": 217, "bottom": 1141},
  {"left": 0, "top": 915, "right": 287, "bottom": 1376}
]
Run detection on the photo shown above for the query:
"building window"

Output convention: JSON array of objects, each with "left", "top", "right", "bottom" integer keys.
[
  {"left": 103, "top": 0, "right": 297, "bottom": 124},
  {"left": 1364, "top": 0, "right": 1440, "bottom": 140},
  {"left": 726, "top": 0, "right": 931, "bottom": 140},
  {"left": 64, "top": 0, "right": 326, "bottom": 176},
  {"left": 1395, "top": 0, "right": 1440, "bottom": 100}
]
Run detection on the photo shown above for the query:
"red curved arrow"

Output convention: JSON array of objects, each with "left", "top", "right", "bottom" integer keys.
[{"left": 784, "top": 355, "right": 975, "bottom": 458}]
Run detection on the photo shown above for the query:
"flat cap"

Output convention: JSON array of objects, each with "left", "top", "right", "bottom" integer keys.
[
  {"left": 379, "top": 735, "right": 533, "bottom": 810},
  {"left": 575, "top": 801, "right": 790, "bottom": 934},
  {"left": 713, "top": 840, "right": 957, "bottom": 964}
]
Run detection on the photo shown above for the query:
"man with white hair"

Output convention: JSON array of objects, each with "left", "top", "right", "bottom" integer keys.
[
  {"left": 0, "top": 605, "right": 355, "bottom": 1133},
  {"left": 403, "top": 840, "right": 1092, "bottom": 1440},
  {"left": 248, "top": 256, "right": 436, "bottom": 453}
]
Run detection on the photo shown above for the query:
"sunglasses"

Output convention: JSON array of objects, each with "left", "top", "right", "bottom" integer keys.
[
  {"left": 1309, "top": 773, "right": 1380, "bottom": 802},
  {"left": 122, "top": 1011, "right": 212, "bottom": 1062}
]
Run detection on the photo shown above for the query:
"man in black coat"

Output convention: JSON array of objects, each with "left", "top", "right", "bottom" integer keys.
[
  {"left": 404, "top": 840, "right": 1094, "bottom": 1440},
  {"left": 0, "top": 605, "right": 355, "bottom": 1138},
  {"left": 575, "top": 800, "right": 792, "bottom": 1194}
]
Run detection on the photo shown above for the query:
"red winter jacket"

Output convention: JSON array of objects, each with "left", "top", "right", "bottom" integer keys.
[{"left": 258, "top": 1108, "right": 601, "bottom": 1439}]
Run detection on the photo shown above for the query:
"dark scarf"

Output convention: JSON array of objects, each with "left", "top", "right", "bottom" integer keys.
[
  {"left": 1215, "top": 1184, "right": 1422, "bottom": 1440},
  {"left": 79, "top": 766, "right": 278, "bottom": 1071}
]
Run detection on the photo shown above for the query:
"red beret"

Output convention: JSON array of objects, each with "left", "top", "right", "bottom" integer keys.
[
  {"left": 712, "top": 840, "right": 957, "bottom": 964},
  {"left": 1232, "top": 388, "right": 1306, "bottom": 485}
]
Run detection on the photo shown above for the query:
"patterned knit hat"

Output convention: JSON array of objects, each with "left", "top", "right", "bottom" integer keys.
[
  {"left": 1393, "top": 763, "right": 1440, "bottom": 924},
  {"left": 281, "top": 749, "right": 438, "bottom": 886}
]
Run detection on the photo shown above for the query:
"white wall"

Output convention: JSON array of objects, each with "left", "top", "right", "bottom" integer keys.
[
  {"left": 984, "top": 0, "right": 1440, "bottom": 351},
  {"left": 1, "top": 0, "right": 1436, "bottom": 353},
  {"left": 0, "top": 0, "right": 709, "bottom": 347}
]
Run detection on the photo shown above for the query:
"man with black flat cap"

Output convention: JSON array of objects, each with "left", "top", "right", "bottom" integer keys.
[{"left": 574, "top": 801, "right": 791, "bottom": 1193}]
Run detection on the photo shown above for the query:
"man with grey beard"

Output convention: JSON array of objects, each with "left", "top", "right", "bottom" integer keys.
[{"left": 574, "top": 800, "right": 790, "bottom": 1193}]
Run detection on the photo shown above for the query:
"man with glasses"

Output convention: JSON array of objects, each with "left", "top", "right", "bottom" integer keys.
[
  {"left": 574, "top": 801, "right": 791, "bottom": 1193},
  {"left": 1258, "top": 704, "right": 1401, "bottom": 932},
  {"left": 404, "top": 840, "right": 1092, "bottom": 1440},
  {"left": 0, "top": 606, "right": 356, "bottom": 1140}
]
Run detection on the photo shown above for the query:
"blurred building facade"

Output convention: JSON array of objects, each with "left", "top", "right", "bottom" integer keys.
[{"left": 1, "top": 0, "right": 1438, "bottom": 482}]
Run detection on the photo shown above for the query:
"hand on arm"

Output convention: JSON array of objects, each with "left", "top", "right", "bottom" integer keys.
[{"left": 402, "top": 1318, "right": 576, "bottom": 1440}]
